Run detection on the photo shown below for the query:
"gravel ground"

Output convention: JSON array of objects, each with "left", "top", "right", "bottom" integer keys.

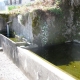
[{"left": 0, "top": 51, "right": 29, "bottom": 80}]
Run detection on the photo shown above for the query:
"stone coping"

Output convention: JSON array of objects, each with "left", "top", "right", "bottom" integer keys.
[
  {"left": 0, "top": 34, "right": 76, "bottom": 80},
  {"left": 18, "top": 47, "right": 76, "bottom": 80}
]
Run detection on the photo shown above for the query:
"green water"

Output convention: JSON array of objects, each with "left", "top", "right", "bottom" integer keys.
[
  {"left": 29, "top": 42, "right": 80, "bottom": 79},
  {"left": 10, "top": 38, "right": 23, "bottom": 42},
  {"left": 59, "top": 61, "right": 80, "bottom": 79}
]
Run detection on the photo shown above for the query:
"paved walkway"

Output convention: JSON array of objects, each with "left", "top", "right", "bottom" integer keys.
[{"left": 0, "top": 51, "right": 29, "bottom": 80}]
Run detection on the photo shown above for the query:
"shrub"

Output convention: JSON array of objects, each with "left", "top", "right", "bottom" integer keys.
[
  {"left": 47, "top": 7, "right": 63, "bottom": 16},
  {"left": 8, "top": 6, "right": 17, "bottom": 10}
]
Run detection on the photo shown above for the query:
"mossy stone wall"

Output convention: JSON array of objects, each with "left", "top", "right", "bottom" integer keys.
[
  {"left": 10, "top": 0, "right": 80, "bottom": 46},
  {"left": 10, "top": 9, "right": 67, "bottom": 46},
  {"left": 0, "top": 14, "right": 8, "bottom": 31}
]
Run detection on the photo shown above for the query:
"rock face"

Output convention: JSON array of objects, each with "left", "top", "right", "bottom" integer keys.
[
  {"left": 0, "top": 17, "right": 6, "bottom": 31},
  {"left": 10, "top": 13, "right": 33, "bottom": 43},
  {"left": 10, "top": 9, "right": 66, "bottom": 46},
  {"left": 70, "top": 0, "right": 80, "bottom": 6},
  {"left": 61, "top": 0, "right": 80, "bottom": 42},
  {"left": 9, "top": 0, "right": 80, "bottom": 46}
]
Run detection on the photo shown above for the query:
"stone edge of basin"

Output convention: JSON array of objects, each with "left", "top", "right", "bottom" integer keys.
[
  {"left": 0, "top": 34, "right": 77, "bottom": 80},
  {"left": 18, "top": 47, "right": 76, "bottom": 80}
]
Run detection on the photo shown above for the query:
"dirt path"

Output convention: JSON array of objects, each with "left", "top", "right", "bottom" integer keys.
[{"left": 0, "top": 51, "right": 29, "bottom": 80}]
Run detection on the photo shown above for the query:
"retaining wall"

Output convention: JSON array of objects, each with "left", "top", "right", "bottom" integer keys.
[{"left": 0, "top": 34, "right": 76, "bottom": 80}]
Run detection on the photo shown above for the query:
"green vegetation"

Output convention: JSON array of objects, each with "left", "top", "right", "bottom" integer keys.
[
  {"left": 32, "top": 15, "right": 40, "bottom": 35},
  {"left": 10, "top": 38, "right": 22, "bottom": 42},
  {"left": 0, "top": 14, "right": 9, "bottom": 22},
  {"left": 32, "top": 16, "right": 39, "bottom": 27},
  {"left": 26, "top": 3, "right": 31, "bottom": 6},
  {"left": 47, "top": 7, "right": 63, "bottom": 16},
  {"left": 8, "top": 6, "right": 17, "bottom": 10},
  {"left": 55, "top": 0, "right": 62, "bottom": 4}
]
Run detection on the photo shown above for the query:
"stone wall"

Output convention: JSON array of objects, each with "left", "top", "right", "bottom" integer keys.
[
  {"left": 70, "top": 0, "right": 80, "bottom": 6},
  {"left": 0, "top": 16, "right": 6, "bottom": 31},
  {"left": 10, "top": 14, "right": 33, "bottom": 43},
  {"left": 0, "top": 0, "right": 79, "bottom": 46},
  {"left": 61, "top": 0, "right": 80, "bottom": 42},
  {"left": 10, "top": 9, "right": 66, "bottom": 46},
  {"left": 0, "top": 34, "right": 76, "bottom": 80}
]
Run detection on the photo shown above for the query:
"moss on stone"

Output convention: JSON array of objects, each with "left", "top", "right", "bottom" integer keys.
[
  {"left": 32, "top": 16, "right": 39, "bottom": 27},
  {"left": 47, "top": 7, "right": 63, "bottom": 16},
  {"left": 32, "top": 15, "right": 40, "bottom": 35},
  {"left": 0, "top": 14, "right": 9, "bottom": 22}
]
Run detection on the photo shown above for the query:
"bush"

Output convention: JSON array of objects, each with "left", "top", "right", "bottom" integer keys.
[
  {"left": 47, "top": 7, "right": 63, "bottom": 16},
  {"left": 8, "top": 6, "right": 17, "bottom": 10}
]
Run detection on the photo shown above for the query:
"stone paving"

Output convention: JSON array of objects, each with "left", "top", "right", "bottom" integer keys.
[{"left": 0, "top": 51, "right": 29, "bottom": 80}]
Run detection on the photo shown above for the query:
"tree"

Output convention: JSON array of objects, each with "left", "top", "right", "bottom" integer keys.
[
  {"left": 10, "top": 0, "right": 12, "bottom": 5},
  {"left": 14, "top": 0, "right": 16, "bottom": 4},
  {"left": 19, "top": 0, "right": 22, "bottom": 4}
]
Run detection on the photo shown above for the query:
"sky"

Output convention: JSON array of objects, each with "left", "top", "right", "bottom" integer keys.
[{"left": 0, "top": 0, "right": 4, "bottom": 2}]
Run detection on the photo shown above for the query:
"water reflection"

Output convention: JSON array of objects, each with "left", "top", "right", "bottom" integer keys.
[{"left": 28, "top": 42, "right": 80, "bottom": 66}]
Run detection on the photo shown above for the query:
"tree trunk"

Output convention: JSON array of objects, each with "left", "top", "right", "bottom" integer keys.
[
  {"left": 14, "top": 0, "right": 16, "bottom": 4},
  {"left": 19, "top": 0, "right": 22, "bottom": 4},
  {"left": 10, "top": 0, "right": 12, "bottom": 5}
]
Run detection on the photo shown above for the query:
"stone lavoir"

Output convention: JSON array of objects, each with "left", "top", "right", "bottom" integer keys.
[
  {"left": 0, "top": 0, "right": 80, "bottom": 79},
  {"left": 8, "top": 0, "right": 80, "bottom": 47}
]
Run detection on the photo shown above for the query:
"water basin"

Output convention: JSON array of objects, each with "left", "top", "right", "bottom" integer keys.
[
  {"left": 10, "top": 38, "right": 23, "bottom": 42},
  {"left": 10, "top": 37, "right": 29, "bottom": 47},
  {"left": 28, "top": 42, "right": 80, "bottom": 79}
]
